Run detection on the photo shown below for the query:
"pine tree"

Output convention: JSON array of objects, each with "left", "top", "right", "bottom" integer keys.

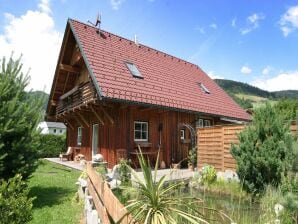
[
  {"left": 231, "top": 103, "right": 294, "bottom": 195},
  {"left": 0, "top": 55, "right": 43, "bottom": 180}
]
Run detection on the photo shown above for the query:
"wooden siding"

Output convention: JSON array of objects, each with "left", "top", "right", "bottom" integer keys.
[
  {"left": 197, "top": 123, "right": 298, "bottom": 171},
  {"left": 65, "top": 101, "right": 224, "bottom": 168}
]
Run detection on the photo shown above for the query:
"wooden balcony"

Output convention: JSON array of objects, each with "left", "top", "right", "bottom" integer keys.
[{"left": 56, "top": 82, "right": 96, "bottom": 115}]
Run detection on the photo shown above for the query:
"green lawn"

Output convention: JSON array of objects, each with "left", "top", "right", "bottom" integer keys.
[{"left": 28, "top": 160, "right": 82, "bottom": 224}]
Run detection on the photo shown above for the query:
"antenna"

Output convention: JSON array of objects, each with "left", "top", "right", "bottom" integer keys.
[
  {"left": 88, "top": 13, "right": 101, "bottom": 29},
  {"left": 134, "top": 34, "right": 138, "bottom": 45}
]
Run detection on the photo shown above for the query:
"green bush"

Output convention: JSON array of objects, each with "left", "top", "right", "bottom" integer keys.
[
  {"left": 231, "top": 104, "right": 294, "bottom": 195},
  {"left": 292, "top": 142, "right": 298, "bottom": 172},
  {"left": 201, "top": 164, "right": 217, "bottom": 186},
  {"left": 118, "top": 158, "right": 131, "bottom": 186},
  {"left": 36, "top": 134, "right": 66, "bottom": 158},
  {"left": 0, "top": 174, "right": 34, "bottom": 224},
  {"left": 188, "top": 147, "right": 197, "bottom": 167}
]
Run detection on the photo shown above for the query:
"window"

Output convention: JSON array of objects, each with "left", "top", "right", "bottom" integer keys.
[
  {"left": 53, "top": 129, "right": 56, "bottom": 133},
  {"left": 60, "top": 129, "right": 63, "bottom": 133},
  {"left": 180, "top": 130, "right": 185, "bottom": 140},
  {"left": 196, "top": 119, "right": 204, "bottom": 128},
  {"left": 134, "top": 121, "right": 148, "bottom": 141},
  {"left": 77, "top": 127, "right": 82, "bottom": 146},
  {"left": 125, "top": 62, "right": 143, "bottom": 78},
  {"left": 204, "top": 120, "right": 211, "bottom": 127},
  {"left": 198, "top": 82, "right": 210, "bottom": 94}
]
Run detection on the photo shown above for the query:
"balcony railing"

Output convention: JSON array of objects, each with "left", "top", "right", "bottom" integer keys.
[{"left": 56, "top": 82, "right": 96, "bottom": 115}]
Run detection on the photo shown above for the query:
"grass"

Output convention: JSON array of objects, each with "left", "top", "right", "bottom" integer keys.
[
  {"left": 28, "top": 159, "right": 82, "bottom": 224},
  {"left": 235, "top": 93, "right": 278, "bottom": 108}
]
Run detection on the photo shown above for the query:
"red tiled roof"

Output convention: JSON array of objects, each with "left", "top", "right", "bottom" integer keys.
[{"left": 69, "top": 19, "right": 251, "bottom": 121}]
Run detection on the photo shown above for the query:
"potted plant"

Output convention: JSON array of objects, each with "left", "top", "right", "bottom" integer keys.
[{"left": 188, "top": 147, "right": 197, "bottom": 171}]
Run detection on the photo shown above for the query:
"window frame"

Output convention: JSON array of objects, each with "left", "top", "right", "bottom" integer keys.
[
  {"left": 134, "top": 121, "right": 149, "bottom": 142},
  {"left": 180, "top": 129, "right": 185, "bottom": 140},
  {"left": 77, "top": 127, "right": 82, "bottom": 146},
  {"left": 198, "top": 82, "right": 210, "bottom": 94},
  {"left": 196, "top": 119, "right": 204, "bottom": 128},
  {"left": 125, "top": 62, "right": 143, "bottom": 79},
  {"left": 204, "top": 120, "right": 211, "bottom": 127}
]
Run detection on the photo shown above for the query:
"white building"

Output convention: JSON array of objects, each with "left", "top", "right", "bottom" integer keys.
[{"left": 37, "top": 121, "right": 66, "bottom": 135}]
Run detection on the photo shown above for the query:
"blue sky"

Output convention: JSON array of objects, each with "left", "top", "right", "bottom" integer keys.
[{"left": 0, "top": 0, "right": 298, "bottom": 92}]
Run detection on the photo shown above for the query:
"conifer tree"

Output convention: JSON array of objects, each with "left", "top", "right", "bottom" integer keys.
[
  {"left": 231, "top": 103, "right": 294, "bottom": 194},
  {"left": 0, "top": 55, "right": 43, "bottom": 180}
]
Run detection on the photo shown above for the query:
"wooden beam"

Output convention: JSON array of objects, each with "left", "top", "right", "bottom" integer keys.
[
  {"left": 74, "top": 116, "right": 83, "bottom": 127},
  {"left": 98, "top": 105, "right": 114, "bottom": 125},
  {"left": 59, "top": 63, "right": 80, "bottom": 73},
  {"left": 62, "top": 72, "right": 70, "bottom": 95},
  {"left": 50, "top": 100, "right": 57, "bottom": 106},
  {"left": 90, "top": 105, "right": 104, "bottom": 125},
  {"left": 70, "top": 47, "right": 82, "bottom": 65},
  {"left": 77, "top": 112, "right": 90, "bottom": 127},
  {"left": 140, "top": 106, "right": 155, "bottom": 112},
  {"left": 51, "top": 27, "right": 70, "bottom": 105},
  {"left": 64, "top": 118, "right": 74, "bottom": 130}
]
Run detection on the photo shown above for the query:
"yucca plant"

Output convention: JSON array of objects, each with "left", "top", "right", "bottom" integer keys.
[{"left": 118, "top": 147, "right": 233, "bottom": 224}]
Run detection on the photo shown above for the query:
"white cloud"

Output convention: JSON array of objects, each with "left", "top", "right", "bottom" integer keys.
[
  {"left": 231, "top": 18, "right": 236, "bottom": 27},
  {"left": 38, "top": 0, "right": 52, "bottom": 14},
  {"left": 279, "top": 5, "right": 298, "bottom": 37},
  {"left": 251, "top": 71, "right": 298, "bottom": 91},
  {"left": 240, "top": 13, "right": 265, "bottom": 35},
  {"left": 262, "top": 66, "right": 272, "bottom": 75},
  {"left": 195, "top": 27, "right": 205, "bottom": 34},
  {"left": 0, "top": 0, "right": 62, "bottom": 93},
  {"left": 110, "top": 0, "right": 126, "bottom": 10},
  {"left": 209, "top": 23, "right": 217, "bottom": 29},
  {"left": 208, "top": 71, "right": 224, "bottom": 79},
  {"left": 241, "top": 66, "right": 252, "bottom": 74}
]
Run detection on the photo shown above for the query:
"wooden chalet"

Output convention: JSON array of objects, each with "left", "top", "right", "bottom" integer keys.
[{"left": 46, "top": 19, "right": 251, "bottom": 168}]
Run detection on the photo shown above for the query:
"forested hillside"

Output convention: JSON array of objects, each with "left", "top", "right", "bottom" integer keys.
[
  {"left": 214, "top": 79, "right": 298, "bottom": 109},
  {"left": 27, "top": 91, "right": 49, "bottom": 111}
]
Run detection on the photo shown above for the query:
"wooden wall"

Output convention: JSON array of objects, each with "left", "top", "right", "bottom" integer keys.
[
  {"left": 65, "top": 101, "right": 215, "bottom": 168},
  {"left": 197, "top": 123, "right": 298, "bottom": 171}
]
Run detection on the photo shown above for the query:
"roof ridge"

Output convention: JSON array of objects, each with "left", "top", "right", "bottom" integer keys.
[{"left": 68, "top": 18, "right": 200, "bottom": 69}]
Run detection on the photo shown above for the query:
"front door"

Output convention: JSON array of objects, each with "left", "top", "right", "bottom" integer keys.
[{"left": 92, "top": 124, "right": 99, "bottom": 158}]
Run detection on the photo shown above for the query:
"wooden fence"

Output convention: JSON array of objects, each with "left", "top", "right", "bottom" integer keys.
[
  {"left": 86, "top": 163, "right": 134, "bottom": 224},
  {"left": 197, "top": 122, "right": 298, "bottom": 171},
  {"left": 197, "top": 125, "right": 245, "bottom": 171}
]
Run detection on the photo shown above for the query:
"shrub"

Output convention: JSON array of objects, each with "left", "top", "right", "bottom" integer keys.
[
  {"left": 118, "top": 158, "right": 131, "bottom": 186},
  {"left": 0, "top": 56, "right": 44, "bottom": 180},
  {"left": 292, "top": 141, "right": 298, "bottom": 173},
  {"left": 36, "top": 134, "right": 66, "bottom": 158},
  {"left": 201, "top": 164, "right": 217, "bottom": 186},
  {"left": 231, "top": 103, "right": 294, "bottom": 195},
  {"left": 258, "top": 186, "right": 292, "bottom": 224},
  {"left": 0, "top": 174, "right": 34, "bottom": 224},
  {"left": 281, "top": 175, "right": 298, "bottom": 223},
  {"left": 95, "top": 164, "right": 107, "bottom": 180},
  {"left": 188, "top": 147, "right": 197, "bottom": 167}
]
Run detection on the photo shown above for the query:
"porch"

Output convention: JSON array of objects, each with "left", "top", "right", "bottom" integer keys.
[{"left": 46, "top": 157, "right": 194, "bottom": 182}]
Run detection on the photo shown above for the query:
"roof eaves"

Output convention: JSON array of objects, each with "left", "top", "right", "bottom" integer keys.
[
  {"left": 68, "top": 18, "right": 103, "bottom": 100},
  {"left": 103, "top": 97, "right": 251, "bottom": 122}
]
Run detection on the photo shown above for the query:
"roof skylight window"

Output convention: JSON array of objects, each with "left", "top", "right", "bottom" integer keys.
[
  {"left": 125, "top": 62, "right": 143, "bottom": 79},
  {"left": 198, "top": 82, "right": 210, "bottom": 94}
]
